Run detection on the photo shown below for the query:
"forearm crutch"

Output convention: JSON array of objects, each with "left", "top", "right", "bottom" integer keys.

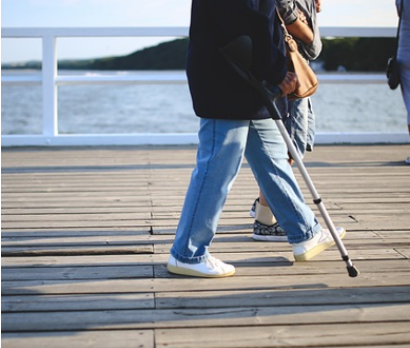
[{"left": 220, "top": 36, "right": 359, "bottom": 277}]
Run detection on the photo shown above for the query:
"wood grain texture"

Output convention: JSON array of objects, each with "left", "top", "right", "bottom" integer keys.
[{"left": 2, "top": 144, "right": 410, "bottom": 347}]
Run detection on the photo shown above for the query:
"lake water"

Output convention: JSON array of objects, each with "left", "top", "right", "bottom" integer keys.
[{"left": 1, "top": 70, "right": 408, "bottom": 135}]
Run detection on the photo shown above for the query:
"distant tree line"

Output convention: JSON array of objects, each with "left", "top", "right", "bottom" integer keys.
[
  {"left": 319, "top": 37, "right": 396, "bottom": 72},
  {"left": 76, "top": 38, "right": 190, "bottom": 70},
  {"left": 2, "top": 37, "right": 396, "bottom": 72}
]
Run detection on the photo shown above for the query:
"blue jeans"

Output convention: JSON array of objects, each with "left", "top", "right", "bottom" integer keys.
[
  {"left": 398, "top": 38, "right": 410, "bottom": 125},
  {"left": 170, "top": 118, "right": 322, "bottom": 264},
  {"left": 397, "top": 4, "right": 410, "bottom": 125},
  {"left": 285, "top": 97, "right": 315, "bottom": 158}
]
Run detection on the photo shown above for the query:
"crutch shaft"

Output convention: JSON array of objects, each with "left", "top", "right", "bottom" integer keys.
[{"left": 273, "top": 114, "right": 358, "bottom": 276}]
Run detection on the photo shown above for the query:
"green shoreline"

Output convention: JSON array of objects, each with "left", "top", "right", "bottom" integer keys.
[{"left": 2, "top": 37, "right": 396, "bottom": 72}]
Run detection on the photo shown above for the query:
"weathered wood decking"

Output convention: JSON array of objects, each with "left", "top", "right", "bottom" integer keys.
[{"left": 2, "top": 144, "right": 410, "bottom": 348}]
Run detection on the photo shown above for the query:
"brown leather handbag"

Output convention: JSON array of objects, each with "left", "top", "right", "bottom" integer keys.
[{"left": 277, "top": 10, "right": 318, "bottom": 100}]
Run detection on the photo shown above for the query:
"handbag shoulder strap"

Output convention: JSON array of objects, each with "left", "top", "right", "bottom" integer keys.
[{"left": 275, "top": 8, "right": 292, "bottom": 39}]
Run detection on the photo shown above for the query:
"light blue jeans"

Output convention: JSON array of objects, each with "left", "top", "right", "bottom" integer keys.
[
  {"left": 170, "top": 118, "right": 322, "bottom": 264},
  {"left": 285, "top": 97, "right": 316, "bottom": 158},
  {"left": 397, "top": 0, "right": 410, "bottom": 125}
]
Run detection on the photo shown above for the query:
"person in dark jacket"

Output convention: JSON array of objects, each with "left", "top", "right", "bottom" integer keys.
[{"left": 167, "top": 0, "right": 346, "bottom": 278}]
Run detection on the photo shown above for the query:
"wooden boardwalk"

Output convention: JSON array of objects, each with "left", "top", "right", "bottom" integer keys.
[{"left": 2, "top": 144, "right": 410, "bottom": 348}]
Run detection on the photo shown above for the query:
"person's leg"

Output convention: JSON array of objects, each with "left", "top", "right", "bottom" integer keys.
[
  {"left": 398, "top": 40, "right": 410, "bottom": 163},
  {"left": 170, "top": 118, "right": 249, "bottom": 264},
  {"left": 246, "top": 118, "right": 319, "bottom": 243},
  {"left": 245, "top": 118, "right": 346, "bottom": 260},
  {"left": 400, "top": 64, "right": 410, "bottom": 164},
  {"left": 306, "top": 97, "right": 316, "bottom": 152},
  {"left": 256, "top": 190, "right": 277, "bottom": 224},
  {"left": 399, "top": 60, "right": 410, "bottom": 138},
  {"left": 252, "top": 193, "right": 286, "bottom": 241},
  {"left": 284, "top": 98, "right": 309, "bottom": 158},
  {"left": 252, "top": 98, "right": 311, "bottom": 240},
  {"left": 405, "top": 125, "right": 410, "bottom": 164}
]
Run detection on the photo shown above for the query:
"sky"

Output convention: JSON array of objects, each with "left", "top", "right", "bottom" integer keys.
[{"left": 1, "top": 0, "right": 400, "bottom": 63}]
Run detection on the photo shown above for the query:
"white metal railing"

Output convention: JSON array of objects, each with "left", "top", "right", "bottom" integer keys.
[{"left": 1, "top": 26, "right": 408, "bottom": 146}]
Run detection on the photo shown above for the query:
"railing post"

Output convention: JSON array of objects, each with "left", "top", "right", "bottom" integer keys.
[{"left": 42, "top": 35, "right": 58, "bottom": 138}]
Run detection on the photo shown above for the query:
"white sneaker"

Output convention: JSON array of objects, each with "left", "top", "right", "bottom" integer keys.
[
  {"left": 167, "top": 254, "right": 235, "bottom": 278},
  {"left": 292, "top": 227, "right": 346, "bottom": 261}
]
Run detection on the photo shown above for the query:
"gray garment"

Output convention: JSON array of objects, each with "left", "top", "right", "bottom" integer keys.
[
  {"left": 396, "top": 0, "right": 410, "bottom": 123},
  {"left": 276, "top": 0, "right": 321, "bottom": 154},
  {"left": 276, "top": 0, "right": 322, "bottom": 60}
]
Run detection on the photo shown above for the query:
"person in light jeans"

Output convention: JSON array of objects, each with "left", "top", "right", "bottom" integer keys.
[
  {"left": 282, "top": 0, "right": 322, "bottom": 157},
  {"left": 396, "top": 0, "right": 410, "bottom": 164},
  {"left": 167, "top": 0, "right": 345, "bottom": 278},
  {"left": 252, "top": 0, "right": 323, "bottom": 242}
]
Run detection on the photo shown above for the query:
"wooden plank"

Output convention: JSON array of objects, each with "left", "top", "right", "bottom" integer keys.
[
  {"left": 1, "top": 248, "right": 406, "bottom": 269},
  {"left": 1, "top": 254, "right": 156, "bottom": 268},
  {"left": 2, "top": 330, "right": 154, "bottom": 348},
  {"left": 4, "top": 189, "right": 409, "bottom": 202},
  {"left": 1, "top": 245, "right": 154, "bottom": 257},
  {"left": 1, "top": 212, "right": 152, "bottom": 222},
  {"left": 153, "top": 249, "right": 407, "bottom": 262},
  {"left": 2, "top": 216, "right": 409, "bottom": 230},
  {"left": 3, "top": 177, "right": 406, "bottom": 187},
  {"left": 0, "top": 220, "right": 155, "bottom": 229},
  {"left": 376, "top": 231, "right": 410, "bottom": 238},
  {"left": 2, "top": 293, "right": 154, "bottom": 312},
  {"left": 154, "top": 322, "right": 410, "bottom": 348},
  {"left": 1, "top": 207, "right": 158, "bottom": 215},
  {"left": 2, "top": 304, "right": 410, "bottom": 332},
  {"left": 1, "top": 228, "right": 151, "bottom": 236},
  {"left": 1, "top": 265, "right": 154, "bottom": 281},
  {"left": 396, "top": 248, "right": 410, "bottom": 258},
  {"left": 3, "top": 199, "right": 406, "bottom": 211},
  {"left": 2, "top": 272, "right": 410, "bottom": 295},
  {"left": 2, "top": 259, "right": 409, "bottom": 280},
  {"left": 153, "top": 238, "right": 410, "bottom": 254},
  {"left": 1, "top": 234, "right": 157, "bottom": 246},
  {"left": 3, "top": 187, "right": 409, "bottom": 197},
  {"left": 1, "top": 201, "right": 155, "bottom": 209},
  {"left": 155, "top": 286, "right": 410, "bottom": 309},
  {"left": 1, "top": 192, "right": 154, "bottom": 200},
  {"left": 1, "top": 196, "right": 154, "bottom": 205},
  {"left": 305, "top": 346, "right": 410, "bottom": 348},
  {"left": 7, "top": 232, "right": 403, "bottom": 252},
  {"left": 154, "top": 259, "right": 410, "bottom": 277},
  {"left": 0, "top": 230, "right": 393, "bottom": 246},
  {"left": 3, "top": 286, "right": 409, "bottom": 312}
]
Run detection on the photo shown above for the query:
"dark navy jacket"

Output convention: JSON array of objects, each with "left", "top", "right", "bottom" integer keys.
[{"left": 187, "top": 0, "right": 287, "bottom": 120}]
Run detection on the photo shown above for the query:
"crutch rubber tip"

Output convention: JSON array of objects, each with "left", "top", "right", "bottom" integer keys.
[{"left": 347, "top": 265, "right": 359, "bottom": 277}]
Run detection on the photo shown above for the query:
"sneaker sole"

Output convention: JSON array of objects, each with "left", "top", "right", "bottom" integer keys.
[
  {"left": 294, "top": 229, "right": 346, "bottom": 262},
  {"left": 252, "top": 234, "right": 287, "bottom": 242},
  {"left": 167, "top": 264, "right": 235, "bottom": 278}
]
